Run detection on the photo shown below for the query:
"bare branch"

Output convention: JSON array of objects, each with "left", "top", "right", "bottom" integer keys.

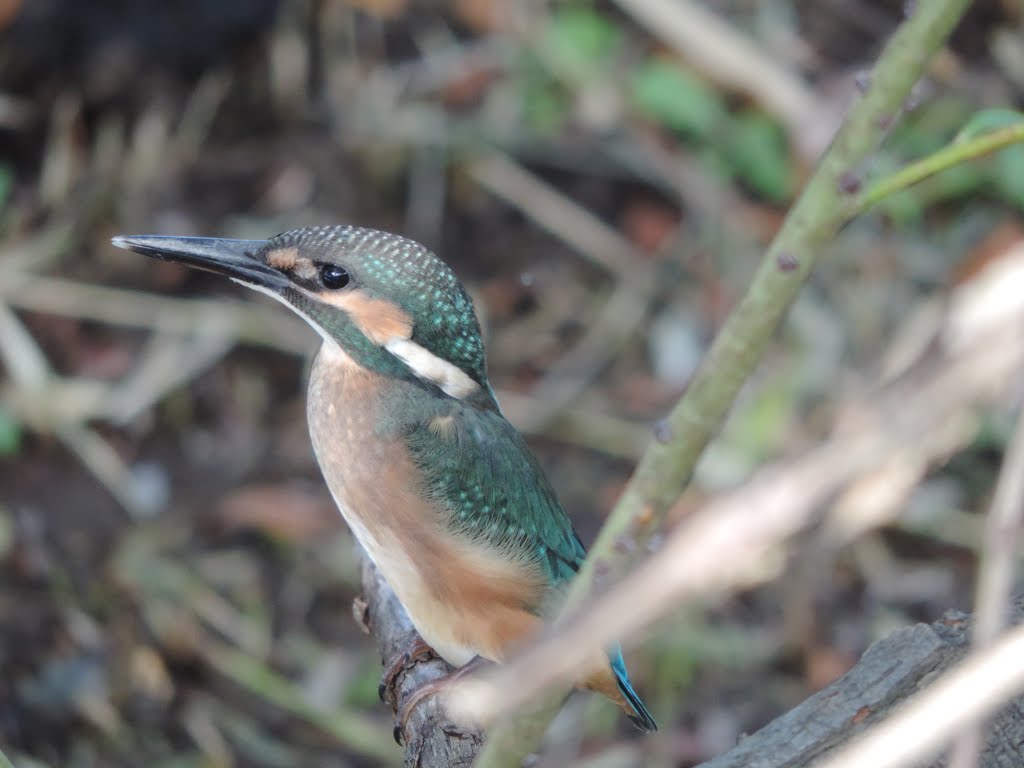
[
  {"left": 697, "top": 599, "right": 1024, "bottom": 768},
  {"left": 454, "top": 245, "right": 1024, "bottom": 725},
  {"left": 815, "top": 618, "right": 1024, "bottom": 768},
  {"left": 358, "top": 558, "right": 485, "bottom": 767}
]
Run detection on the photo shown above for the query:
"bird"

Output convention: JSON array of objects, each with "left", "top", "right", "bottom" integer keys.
[{"left": 112, "top": 225, "right": 656, "bottom": 737}]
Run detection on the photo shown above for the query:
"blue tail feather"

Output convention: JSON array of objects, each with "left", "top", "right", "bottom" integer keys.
[{"left": 609, "top": 647, "right": 657, "bottom": 732}]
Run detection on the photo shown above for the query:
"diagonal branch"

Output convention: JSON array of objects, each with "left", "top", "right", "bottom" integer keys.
[
  {"left": 453, "top": 243, "right": 1024, "bottom": 723},
  {"left": 699, "top": 597, "right": 1024, "bottom": 768},
  {"left": 473, "top": 1, "right": 973, "bottom": 762},
  {"left": 358, "top": 559, "right": 485, "bottom": 767}
]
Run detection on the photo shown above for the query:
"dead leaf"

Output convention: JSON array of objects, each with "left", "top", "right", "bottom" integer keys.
[{"left": 215, "top": 484, "right": 340, "bottom": 543}]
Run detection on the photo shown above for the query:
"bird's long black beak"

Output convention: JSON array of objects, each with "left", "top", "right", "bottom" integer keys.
[{"left": 111, "top": 235, "right": 289, "bottom": 290}]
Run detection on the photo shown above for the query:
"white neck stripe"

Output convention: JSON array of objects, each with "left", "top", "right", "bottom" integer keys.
[{"left": 385, "top": 338, "right": 478, "bottom": 399}]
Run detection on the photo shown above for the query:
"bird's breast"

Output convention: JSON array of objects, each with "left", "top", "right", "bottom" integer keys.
[
  {"left": 306, "top": 341, "right": 427, "bottom": 587},
  {"left": 306, "top": 341, "right": 545, "bottom": 666}
]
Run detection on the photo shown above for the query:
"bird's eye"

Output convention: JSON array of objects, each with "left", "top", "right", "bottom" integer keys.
[{"left": 319, "top": 264, "right": 350, "bottom": 290}]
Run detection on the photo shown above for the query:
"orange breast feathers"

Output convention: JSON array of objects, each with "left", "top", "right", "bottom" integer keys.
[{"left": 306, "top": 348, "right": 547, "bottom": 667}]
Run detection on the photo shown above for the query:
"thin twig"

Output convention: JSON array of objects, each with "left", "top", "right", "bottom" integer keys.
[
  {"left": 55, "top": 423, "right": 155, "bottom": 517},
  {"left": 469, "top": 151, "right": 674, "bottom": 429},
  {"left": 113, "top": 533, "right": 397, "bottom": 763},
  {"left": 102, "top": 332, "right": 234, "bottom": 425},
  {"left": 204, "top": 642, "right": 397, "bottom": 764},
  {"left": 468, "top": 151, "right": 644, "bottom": 280},
  {"left": 498, "top": 390, "right": 651, "bottom": 460},
  {"left": 516, "top": 277, "right": 657, "bottom": 433},
  {"left": 0, "top": 302, "right": 157, "bottom": 516},
  {"left": 0, "top": 304, "right": 49, "bottom": 386},
  {"left": 0, "top": 218, "right": 75, "bottom": 273},
  {"left": 856, "top": 124, "right": 1024, "bottom": 213}
]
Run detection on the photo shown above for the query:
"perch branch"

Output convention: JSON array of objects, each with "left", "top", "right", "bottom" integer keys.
[{"left": 358, "top": 558, "right": 485, "bottom": 768}]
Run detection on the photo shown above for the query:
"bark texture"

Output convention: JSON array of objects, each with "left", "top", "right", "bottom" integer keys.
[{"left": 699, "top": 597, "right": 1024, "bottom": 768}]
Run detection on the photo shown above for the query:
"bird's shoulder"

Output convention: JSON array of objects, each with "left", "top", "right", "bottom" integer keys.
[{"left": 395, "top": 393, "right": 587, "bottom": 586}]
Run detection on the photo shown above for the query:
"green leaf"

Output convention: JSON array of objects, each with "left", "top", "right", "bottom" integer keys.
[
  {"left": 545, "top": 7, "right": 622, "bottom": 80},
  {"left": 0, "top": 165, "right": 11, "bottom": 215},
  {"left": 992, "top": 144, "right": 1024, "bottom": 210},
  {"left": 955, "top": 108, "right": 1024, "bottom": 143},
  {"left": 522, "top": 81, "right": 568, "bottom": 134},
  {"left": 725, "top": 112, "right": 793, "bottom": 202},
  {"left": 0, "top": 407, "right": 20, "bottom": 457},
  {"left": 630, "top": 60, "right": 724, "bottom": 138}
]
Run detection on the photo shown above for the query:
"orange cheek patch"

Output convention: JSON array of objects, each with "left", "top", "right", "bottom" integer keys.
[
  {"left": 266, "top": 247, "right": 299, "bottom": 270},
  {"left": 320, "top": 289, "right": 414, "bottom": 345}
]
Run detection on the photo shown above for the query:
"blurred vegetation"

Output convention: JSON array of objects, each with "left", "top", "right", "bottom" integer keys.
[{"left": 0, "top": 1, "right": 1022, "bottom": 766}]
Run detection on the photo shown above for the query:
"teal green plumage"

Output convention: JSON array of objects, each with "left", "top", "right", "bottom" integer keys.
[
  {"left": 406, "top": 398, "right": 586, "bottom": 586},
  {"left": 402, "top": 392, "right": 656, "bottom": 731}
]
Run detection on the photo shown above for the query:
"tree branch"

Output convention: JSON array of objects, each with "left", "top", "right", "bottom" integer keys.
[
  {"left": 473, "top": 2, "right": 973, "bottom": 760},
  {"left": 699, "top": 597, "right": 1024, "bottom": 768},
  {"left": 455, "top": 239, "right": 1024, "bottom": 730},
  {"left": 358, "top": 558, "right": 485, "bottom": 767}
]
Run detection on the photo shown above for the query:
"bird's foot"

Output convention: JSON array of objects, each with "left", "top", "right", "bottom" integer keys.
[
  {"left": 393, "top": 655, "right": 490, "bottom": 745},
  {"left": 379, "top": 633, "right": 438, "bottom": 706}
]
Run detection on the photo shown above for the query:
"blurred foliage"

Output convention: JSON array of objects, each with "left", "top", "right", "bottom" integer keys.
[
  {"left": 0, "top": 0, "right": 1022, "bottom": 766},
  {"left": 0, "top": 406, "right": 20, "bottom": 456},
  {"left": 722, "top": 111, "right": 794, "bottom": 202},
  {"left": 543, "top": 6, "right": 623, "bottom": 79},
  {"left": 537, "top": 6, "right": 794, "bottom": 201},
  {"left": 631, "top": 60, "right": 724, "bottom": 139}
]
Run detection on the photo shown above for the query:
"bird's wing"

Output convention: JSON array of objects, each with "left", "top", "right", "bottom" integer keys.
[{"left": 403, "top": 403, "right": 587, "bottom": 588}]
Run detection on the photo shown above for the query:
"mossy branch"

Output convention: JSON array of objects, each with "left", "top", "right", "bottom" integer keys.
[{"left": 475, "top": 1, "right": 972, "bottom": 764}]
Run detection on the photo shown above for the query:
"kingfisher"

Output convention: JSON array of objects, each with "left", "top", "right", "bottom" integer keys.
[{"left": 112, "top": 225, "right": 656, "bottom": 737}]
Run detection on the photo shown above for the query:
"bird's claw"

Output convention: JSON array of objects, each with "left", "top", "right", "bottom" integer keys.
[
  {"left": 390, "top": 655, "right": 489, "bottom": 746},
  {"left": 379, "top": 634, "right": 438, "bottom": 706}
]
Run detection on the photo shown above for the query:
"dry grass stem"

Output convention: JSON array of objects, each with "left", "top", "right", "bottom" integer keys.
[
  {"left": 468, "top": 151, "right": 648, "bottom": 279},
  {"left": 0, "top": 273, "right": 312, "bottom": 353}
]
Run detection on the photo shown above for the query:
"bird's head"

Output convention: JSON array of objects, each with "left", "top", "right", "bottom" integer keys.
[{"left": 113, "top": 225, "right": 492, "bottom": 404}]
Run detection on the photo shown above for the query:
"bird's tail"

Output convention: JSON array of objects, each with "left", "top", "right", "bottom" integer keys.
[{"left": 609, "top": 647, "right": 657, "bottom": 732}]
